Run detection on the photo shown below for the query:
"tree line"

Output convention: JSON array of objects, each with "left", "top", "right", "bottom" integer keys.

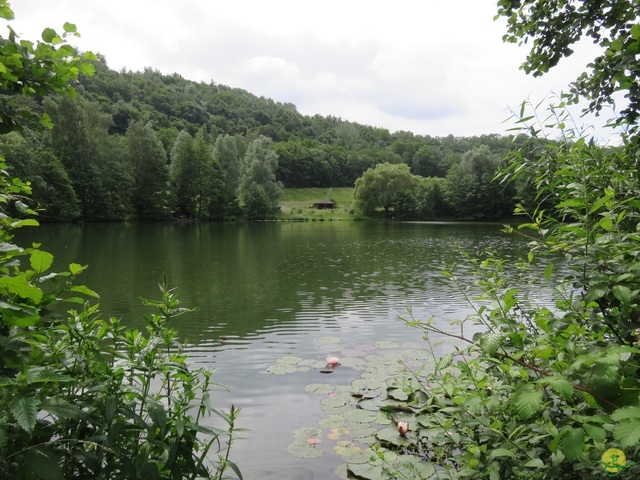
[{"left": 0, "top": 55, "right": 541, "bottom": 222}]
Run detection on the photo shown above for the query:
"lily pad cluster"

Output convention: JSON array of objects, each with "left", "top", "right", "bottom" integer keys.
[{"left": 267, "top": 339, "right": 439, "bottom": 479}]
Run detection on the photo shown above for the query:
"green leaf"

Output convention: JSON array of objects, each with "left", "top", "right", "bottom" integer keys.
[
  {"left": 556, "top": 198, "right": 584, "bottom": 208},
  {"left": 490, "top": 448, "right": 516, "bottom": 458},
  {"left": 69, "top": 263, "right": 86, "bottom": 275},
  {"left": 0, "top": 6, "right": 15, "bottom": 20},
  {"left": 0, "top": 275, "right": 43, "bottom": 303},
  {"left": 40, "top": 398, "right": 84, "bottom": 420},
  {"left": 480, "top": 332, "right": 502, "bottom": 356},
  {"left": 611, "top": 406, "right": 640, "bottom": 421},
  {"left": 613, "top": 418, "right": 640, "bottom": 448},
  {"left": 612, "top": 285, "right": 633, "bottom": 304},
  {"left": 436, "top": 352, "right": 454, "bottom": 371},
  {"left": 543, "top": 263, "right": 553, "bottom": 281},
  {"left": 512, "top": 388, "right": 543, "bottom": 419},
  {"left": 9, "top": 395, "right": 40, "bottom": 433},
  {"left": 547, "top": 376, "right": 573, "bottom": 400},
  {"left": 347, "top": 462, "right": 386, "bottom": 480},
  {"left": 30, "top": 250, "right": 54, "bottom": 274},
  {"left": 524, "top": 458, "right": 544, "bottom": 468},
  {"left": 69, "top": 285, "right": 100, "bottom": 298},
  {"left": 23, "top": 447, "right": 64, "bottom": 480},
  {"left": 584, "top": 423, "right": 606, "bottom": 441},
  {"left": 560, "top": 428, "right": 584, "bottom": 461},
  {"left": 63, "top": 22, "right": 77, "bottom": 33},
  {"left": 598, "top": 216, "right": 613, "bottom": 231}
]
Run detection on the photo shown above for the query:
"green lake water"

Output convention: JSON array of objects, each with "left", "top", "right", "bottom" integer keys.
[{"left": 19, "top": 221, "right": 536, "bottom": 479}]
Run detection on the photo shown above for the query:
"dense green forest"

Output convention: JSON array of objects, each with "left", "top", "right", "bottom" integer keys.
[{"left": 0, "top": 55, "right": 536, "bottom": 222}]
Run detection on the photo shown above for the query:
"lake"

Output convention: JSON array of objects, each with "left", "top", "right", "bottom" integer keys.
[{"left": 19, "top": 220, "right": 534, "bottom": 479}]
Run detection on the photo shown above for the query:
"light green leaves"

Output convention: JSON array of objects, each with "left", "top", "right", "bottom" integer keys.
[
  {"left": 0, "top": 274, "right": 43, "bottom": 304},
  {"left": 479, "top": 332, "right": 502, "bottom": 357},
  {"left": 545, "top": 376, "right": 574, "bottom": 401},
  {"left": 559, "top": 428, "right": 584, "bottom": 461},
  {"left": 512, "top": 387, "right": 543, "bottom": 419},
  {"left": 611, "top": 406, "right": 640, "bottom": 447},
  {"left": 30, "top": 249, "right": 53, "bottom": 274}
]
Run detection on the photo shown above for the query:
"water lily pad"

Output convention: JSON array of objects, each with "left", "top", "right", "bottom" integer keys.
[
  {"left": 335, "top": 384, "right": 359, "bottom": 394},
  {"left": 356, "top": 434, "right": 378, "bottom": 446},
  {"left": 327, "top": 427, "right": 350, "bottom": 440},
  {"left": 318, "top": 336, "right": 341, "bottom": 343},
  {"left": 342, "top": 409, "right": 378, "bottom": 424},
  {"left": 345, "top": 423, "right": 376, "bottom": 439},
  {"left": 376, "top": 426, "right": 414, "bottom": 447},
  {"left": 352, "top": 378, "right": 382, "bottom": 391},
  {"left": 287, "top": 442, "right": 324, "bottom": 459},
  {"left": 304, "top": 383, "right": 336, "bottom": 395},
  {"left": 374, "top": 341, "right": 398, "bottom": 349},
  {"left": 320, "top": 394, "right": 350, "bottom": 409},
  {"left": 299, "top": 358, "right": 324, "bottom": 368},
  {"left": 375, "top": 411, "right": 392, "bottom": 425},
  {"left": 306, "top": 437, "right": 322, "bottom": 445},
  {"left": 292, "top": 427, "right": 323, "bottom": 441},
  {"left": 387, "top": 387, "right": 410, "bottom": 401},
  {"left": 343, "top": 450, "right": 373, "bottom": 464},
  {"left": 276, "top": 356, "right": 303, "bottom": 364},
  {"left": 346, "top": 462, "right": 387, "bottom": 480},
  {"left": 339, "top": 357, "right": 367, "bottom": 368},
  {"left": 334, "top": 440, "right": 361, "bottom": 458},
  {"left": 395, "top": 455, "right": 436, "bottom": 478},
  {"left": 352, "top": 389, "right": 382, "bottom": 400},
  {"left": 357, "top": 399, "right": 387, "bottom": 411},
  {"left": 401, "top": 349, "right": 432, "bottom": 361},
  {"left": 318, "top": 415, "right": 344, "bottom": 429},
  {"left": 266, "top": 363, "right": 298, "bottom": 375},
  {"left": 335, "top": 464, "right": 349, "bottom": 480},
  {"left": 353, "top": 343, "right": 377, "bottom": 352}
]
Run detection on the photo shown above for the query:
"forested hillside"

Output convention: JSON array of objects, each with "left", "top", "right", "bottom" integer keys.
[{"left": 0, "top": 55, "right": 534, "bottom": 222}]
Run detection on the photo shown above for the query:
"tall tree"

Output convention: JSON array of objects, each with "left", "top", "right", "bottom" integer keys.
[
  {"left": 193, "top": 127, "right": 225, "bottom": 219},
  {"left": 0, "top": 131, "right": 80, "bottom": 221},
  {"left": 238, "top": 135, "right": 283, "bottom": 220},
  {"left": 444, "top": 145, "right": 509, "bottom": 220},
  {"left": 126, "top": 121, "right": 170, "bottom": 220},
  {"left": 47, "top": 97, "right": 132, "bottom": 220},
  {"left": 214, "top": 133, "right": 241, "bottom": 203},
  {"left": 353, "top": 162, "right": 417, "bottom": 217},
  {"left": 169, "top": 130, "right": 197, "bottom": 217}
]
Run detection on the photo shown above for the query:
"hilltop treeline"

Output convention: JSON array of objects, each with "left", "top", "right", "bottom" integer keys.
[{"left": 0, "top": 55, "right": 535, "bottom": 221}]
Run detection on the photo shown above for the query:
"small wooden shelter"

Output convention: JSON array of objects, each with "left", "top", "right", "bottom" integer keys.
[{"left": 313, "top": 199, "right": 336, "bottom": 210}]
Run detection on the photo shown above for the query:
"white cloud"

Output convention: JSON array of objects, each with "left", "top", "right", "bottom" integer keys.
[{"left": 9, "top": 0, "right": 621, "bottom": 140}]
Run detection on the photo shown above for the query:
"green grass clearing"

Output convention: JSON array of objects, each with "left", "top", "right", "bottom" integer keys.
[{"left": 277, "top": 187, "right": 355, "bottom": 221}]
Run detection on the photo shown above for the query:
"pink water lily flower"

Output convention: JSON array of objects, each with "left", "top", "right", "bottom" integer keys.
[
  {"left": 325, "top": 355, "right": 340, "bottom": 366},
  {"left": 397, "top": 421, "right": 409, "bottom": 436}
]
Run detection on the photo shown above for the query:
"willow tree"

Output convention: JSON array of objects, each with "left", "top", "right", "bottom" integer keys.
[{"left": 353, "top": 162, "right": 416, "bottom": 217}]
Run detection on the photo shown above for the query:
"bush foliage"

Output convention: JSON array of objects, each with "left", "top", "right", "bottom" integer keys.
[
  {"left": 351, "top": 102, "right": 640, "bottom": 478},
  {"left": 0, "top": 160, "right": 242, "bottom": 478}
]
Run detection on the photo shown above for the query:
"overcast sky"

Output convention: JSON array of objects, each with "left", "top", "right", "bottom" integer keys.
[{"left": 11, "top": 0, "right": 618, "bottom": 140}]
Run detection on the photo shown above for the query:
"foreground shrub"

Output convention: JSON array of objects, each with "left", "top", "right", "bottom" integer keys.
[
  {"left": 0, "top": 160, "right": 241, "bottom": 479},
  {"left": 351, "top": 105, "right": 640, "bottom": 479}
]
